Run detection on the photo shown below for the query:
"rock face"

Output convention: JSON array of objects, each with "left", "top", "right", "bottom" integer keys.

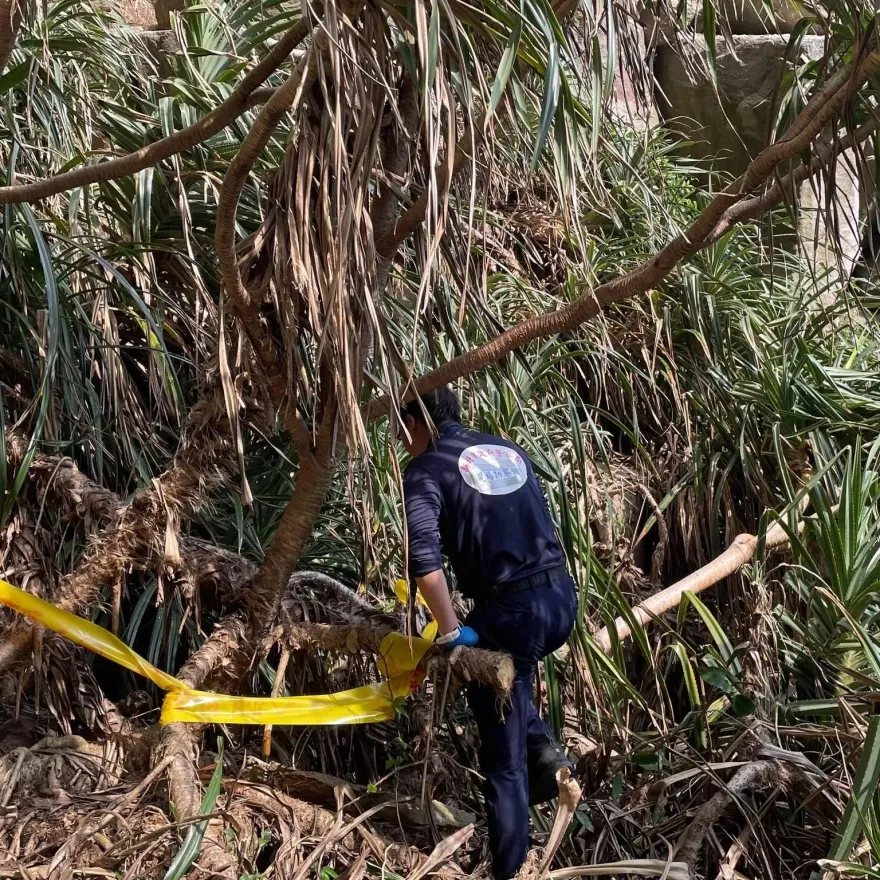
[
  {"left": 655, "top": 35, "right": 823, "bottom": 176},
  {"left": 109, "top": 0, "right": 182, "bottom": 70},
  {"left": 797, "top": 147, "right": 863, "bottom": 278},
  {"left": 599, "top": 22, "right": 659, "bottom": 130},
  {"left": 153, "top": 0, "right": 185, "bottom": 29},
  {"left": 655, "top": 34, "right": 862, "bottom": 274},
  {"left": 115, "top": 0, "right": 183, "bottom": 29},
  {"left": 700, "top": 0, "right": 805, "bottom": 34},
  {"left": 116, "top": 0, "right": 157, "bottom": 27}
]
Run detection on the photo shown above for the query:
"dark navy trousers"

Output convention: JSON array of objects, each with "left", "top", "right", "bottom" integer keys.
[{"left": 464, "top": 573, "right": 578, "bottom": 880}]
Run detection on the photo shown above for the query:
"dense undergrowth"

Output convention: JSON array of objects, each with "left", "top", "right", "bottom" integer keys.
[{"left": 1, "top": 0, "right": 880, "bottom": 877}]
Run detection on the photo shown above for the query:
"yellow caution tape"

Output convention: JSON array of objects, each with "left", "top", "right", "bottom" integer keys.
[
  {"left": 394, "top": 577, "right": 429, "bottom": 608},
  {"left": 0, "top": 578, "right": 433, "bottom": 727},
  {"left": 393, "top": 578, "right": 437, "bottom": 638},
  {"left": 0, "top": 578, "right": 184, "bottom": 692},
  {"left": 162, "top": 633, "right": 431, "bottom": 725}
]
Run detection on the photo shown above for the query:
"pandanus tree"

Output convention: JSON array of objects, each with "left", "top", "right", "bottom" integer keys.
[{"left": 3, "top": 0, "right": 880, "bottom": 872}]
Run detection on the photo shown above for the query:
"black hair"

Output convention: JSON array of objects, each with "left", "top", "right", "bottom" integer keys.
[{"left": 400, "top": 385, "right": 461, "bottom": 426}]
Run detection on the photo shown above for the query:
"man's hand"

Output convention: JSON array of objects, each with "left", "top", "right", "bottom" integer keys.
[
  {"left": 416, "top": 570, "right": 460, "bottom": 635},
  {"left": 436, "top": 625, "right": 479, "bottom": 648},
  {"left": 427, "top": 626, "right": 479, "bottom": 690}
]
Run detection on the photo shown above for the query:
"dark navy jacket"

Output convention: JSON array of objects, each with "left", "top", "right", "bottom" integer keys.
[{"left": 403, "top": 422, "right": 565, "bottom": 601}]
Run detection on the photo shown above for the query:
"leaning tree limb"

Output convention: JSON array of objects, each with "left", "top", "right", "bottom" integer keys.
[
  {"left": 593, "top": 504, "right": 816, "bottom": 653},
  {"left": 710, "top": 116, "right": 880, "bottom": 241},
  {"left": 3, "top": 432, "right": 258, "bottom": 606},
  {"left": 5, "top": 431, "right": 120, "bottom": 527},
  {"left": 364, "top": 50, "right": 880, "bottom": 419},
  {"left": 0, "top": 15, "right": 313, "bottom": 205}
]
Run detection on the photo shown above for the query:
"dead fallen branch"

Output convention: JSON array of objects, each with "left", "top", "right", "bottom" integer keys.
[
  {"left": 404, "top": 824, "right": 474, "bottom": 880},
  {"left": 232, "top": 781, "right": 360, "bottom": 846},
  {"left": 593, "top": 507, "right": 809, "bottom": 652},
  {"left": 539, "top": 768, "right": 582, "bottom": 876},
  {"left": 288, "top": 800, "right": 392, "bottom": 880},
  {"left": 545, "top": 862, "right": 690, "bottom": 879},
  {"left": 0, "top": 867, "right": 118, "bottom": 878},
  {"left": 514, "top": 768, "right": 584, "bottom": 880},
  {"left": 674, "top": 760, "right": 792, "bottom": 871},
  {"left": 47, "top": 756, "right": 173, "bottom": 873}
]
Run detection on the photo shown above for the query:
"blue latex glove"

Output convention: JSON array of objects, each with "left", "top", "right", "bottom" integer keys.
[{"left": 439, "top": 625, "right": 479, "bottom": 649}]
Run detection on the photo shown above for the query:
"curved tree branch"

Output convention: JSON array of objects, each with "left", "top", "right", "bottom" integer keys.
[
  {"left": 592, "top": 504, "right": 816, "bottom": 653},
  {"left": 0, "top": 16, "right": 312, "bottom": 205},
  {"left": 710, "top": 117, "right": 880, "bottom": 241},
  {"left": 364, "top": 52, "right": 880, "bottom": 421}
]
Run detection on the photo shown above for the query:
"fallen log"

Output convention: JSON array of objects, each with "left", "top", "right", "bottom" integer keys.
[{"left": 281, "top": 621, "right": 515, "bottom": 695}]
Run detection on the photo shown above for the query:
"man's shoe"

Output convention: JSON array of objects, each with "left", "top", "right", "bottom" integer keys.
[{"left": 528, "top": 735, "right": 573, "bottom": 805}]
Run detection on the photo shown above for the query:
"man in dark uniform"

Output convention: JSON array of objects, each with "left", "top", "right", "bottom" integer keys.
[{"left": 399, "top": 386, "right": 578, "bottom": 880}]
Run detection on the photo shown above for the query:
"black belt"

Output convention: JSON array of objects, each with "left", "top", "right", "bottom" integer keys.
[{"left": 488, "top": 565, "right": 568, "bottom": 598}]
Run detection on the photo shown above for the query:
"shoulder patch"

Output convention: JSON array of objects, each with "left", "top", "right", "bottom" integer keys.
[{"left": 457, "top": 444, "right": 528, "bottom": 496}]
